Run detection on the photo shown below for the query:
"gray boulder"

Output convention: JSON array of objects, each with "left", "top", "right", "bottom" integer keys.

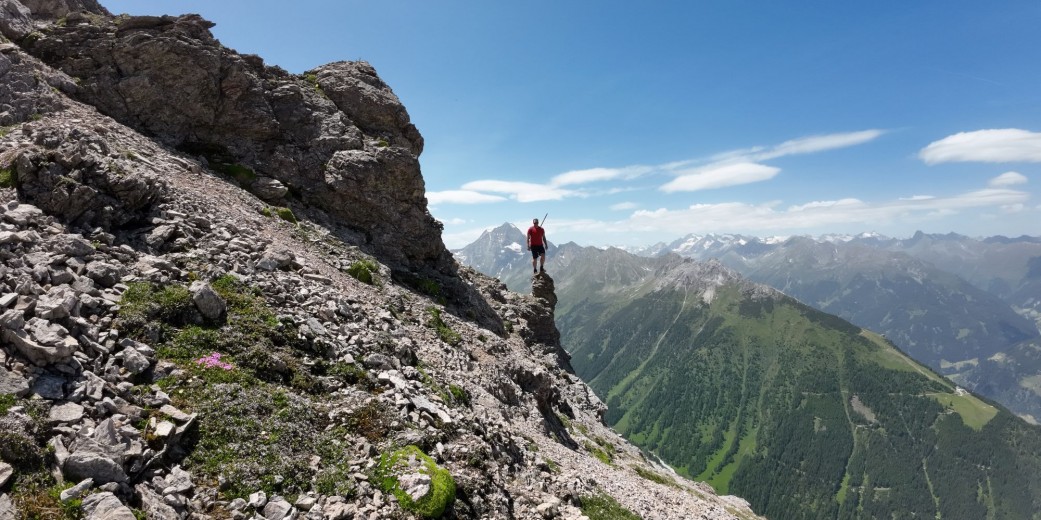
[
  {"left": 0, "top": 0, "right": 33, "bottom": 41},
  {"left": 189, "top": 280, "right": 226, "bottom": 322},
  {"left": 251, "top": 177, "right": 289, "bottom": 201},
  {"left": 0, "top": 366, "right": 29, "bottom": 397},
  {"left": 81, "top": 492, "right": 137, "bottom": 520}
]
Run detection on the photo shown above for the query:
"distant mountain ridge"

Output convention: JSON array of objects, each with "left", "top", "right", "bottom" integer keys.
[
  {"left": 456, "top": 224, "right": 1041, "bottom": 422},
  {"left": 545, "top": 247, "right": 1041, "bottom": 519}
]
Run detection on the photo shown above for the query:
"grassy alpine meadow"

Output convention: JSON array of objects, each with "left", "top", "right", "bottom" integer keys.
[{"left": 560, "top": 276, "right": 1041, "bottom": 520}]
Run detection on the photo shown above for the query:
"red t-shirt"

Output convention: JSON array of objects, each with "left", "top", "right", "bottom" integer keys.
[{"left": 527, "top": 225, "right": 545, "bottom": 246}]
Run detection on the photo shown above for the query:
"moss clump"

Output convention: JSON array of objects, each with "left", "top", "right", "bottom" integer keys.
[
  {"left": 275, "top": 207, "right": 297, "bottom": 223},
  {"left": 633, "top": 466, "right": 675, "bottom": 487},
  {"left": 260, "top": 206, "right": 273, "bottom": 217},
  {"left": 0, "top": 168, "right": 17, "bottom": 188},
  {"left": 426, "top": 307, "right": 461, "bottom": 346},
  {"left": 417, "top": 278, "right": 441, "bottom": 297},
  {"left": 212, "top": 162, "right": 257, "bottom": 186},
  {"left": 346, "top": 259, "right": 379, "bottom": 285},
  {"left": 118, "top": 282, "right": 195, "bottom": 331},
  {"left": 375, "top": 445, "right": 456, "bottom": 518},
  {"left": 447, "top": 384, "right": 470, "bottom": 407},
  {"left": 0, "top": 393, "right": 15, "bottom": 415},
  {"left": 584, "top": 441, "right": 612, "bottom": 465},
  {"left": 579, "top": 493, "right": 642, "bottom": 520}
]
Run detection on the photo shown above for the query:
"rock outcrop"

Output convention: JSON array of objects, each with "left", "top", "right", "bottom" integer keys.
[
  {"left": 0, "top": 2, "right": 759, "bottom": 519},
  {"left": 19, "top": 9, "right": 444, "bottom": 278}
]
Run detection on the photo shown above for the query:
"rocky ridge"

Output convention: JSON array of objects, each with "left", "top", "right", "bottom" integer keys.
[{"left": 0, "top": 2, "right": 757, "bottom": 519}]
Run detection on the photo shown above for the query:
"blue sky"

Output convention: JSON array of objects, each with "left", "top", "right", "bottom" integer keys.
[{"left": 101, "top": 1, "right": 1041, "bottom": 248}]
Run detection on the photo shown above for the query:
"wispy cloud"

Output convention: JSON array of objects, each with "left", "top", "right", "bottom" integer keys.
[
  {"left": 550, "top": 166, "right": 652, "bottom": 187},
  {"left": 432, "top": 129, "right": 885, "bottom": 204},
  {"left": 610, "top": 201, "right": 638, "bottom": 211},
  {"left": 460, "top": 180, "right": 577, "bottom": 202},
  {"left": 989, "top": 171, "right": 1028, "bottom": 187},
  {"left": 554, "top": 187, "right": 1030, "bottom": 237},
  {"left": 709, "top": 130, "right": 886, "bottom": 163},
  {"left": 426, "top": 190, "right": 507, "bottom": 204},
  {"left": 660, "top": 162, "right": 780, "bottom": 192},
  {"left": 919, "top": 129, "right": 1041, "bottom": 164}
]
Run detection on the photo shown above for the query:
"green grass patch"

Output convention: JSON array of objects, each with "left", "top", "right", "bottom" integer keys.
[
  {"left": 374, "top": 445, "right": 456, "bottom": 518},
  {"left": 579, "top": 493, "right": 642, "bottom": 520},
  {"left": 583, "top": 440, "right": 613, "bottom": 465},
  {"left": 426, "top": 307, "right": 461, "bottom": 346},
  {"left": 928, "top": 392, "right": 998, "bottom": 430},
  {"left": 633, "top": 465, "right": 675, "bottom": 487},
  {"left": 166, "top": 377, "right": 347, "bottom": 499},
  {"left": 275, "top": 207, "right": 297, "bottom": 223},
  {"left": 120, "top": 276, "right": 319, "bottom": 393},
  {"left": 11, "top": 480, "right": 83, "bottom": 520},
  {"left": 211, "top": 162, "right": 257, "bottom": 186},
  {"left": 0, "top": 168, "right": 16, "bottom": 188},
  {"left": 0, "top": 393, "right": 15, "bottom": 415},
  {"left": 346, "top": 259, "right": 379, "bottom": 285}
]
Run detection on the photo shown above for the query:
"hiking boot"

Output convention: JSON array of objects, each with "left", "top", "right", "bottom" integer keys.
[
  {"left": 539, "top": 267, "right": 545, "bottom": 273},
  {"left": 533, "top": 268, "right": 538, "bottom": 274}
]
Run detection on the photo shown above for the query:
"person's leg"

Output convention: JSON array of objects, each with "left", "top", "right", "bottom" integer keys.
[
  {"left": 531, "top": 252, "right": 537, "bottom": 273},
  {"left": 539, "top": 251, "right": 546, "bottom": 271}
]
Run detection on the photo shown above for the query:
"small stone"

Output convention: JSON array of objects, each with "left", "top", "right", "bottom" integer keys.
[
  {"left": 0, "top": 367, "right": 29, "bottom": 397},
  {"left": 249, "top": 490, "right": 268, "bottom": 509},
  {"left": 263, "top": 497, "right": 294, "bottom": 519},
  {"left": 59, "top": 478, "right": 94, "bottom": 502},
  {"left": 295, "top": 495, "right": 316, "bottom": 511},
  {"left": 122, "top": 346, "right": 152, "bottom": 375},
  {"left": 48, "top": 402, "right": 85, "bottom": 424},
  {"left": 189, "top": 281, "right": 226, "bottom": 322},
  {"left": 154, "top": 421, "right": 175, "bottom": 438},
  {"left": 82, "top": 492, "right": 137, "bottom": 520},
  {"left": 252, "top": 177, "right": 289, "bottom": 201},
  {"left": 0, "top": 462, "right": 13, "bottom": 488}
]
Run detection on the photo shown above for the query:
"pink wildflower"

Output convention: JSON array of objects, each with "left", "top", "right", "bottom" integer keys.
[{"left": 195, "top": 351, "right": 234, "bottom": 370}]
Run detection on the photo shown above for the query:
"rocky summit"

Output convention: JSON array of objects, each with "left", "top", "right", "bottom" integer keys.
[{"left": 0, "top": 2, "right": 757, "bottom": 519}]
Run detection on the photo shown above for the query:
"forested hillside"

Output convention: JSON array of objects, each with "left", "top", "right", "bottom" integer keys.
[{"left": 558, "top": 257, "right": 1041, "bottom": 519}]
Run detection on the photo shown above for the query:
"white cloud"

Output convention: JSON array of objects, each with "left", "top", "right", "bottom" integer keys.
[
  {"left": 919, "top": 129, "right": 1041, "bottom": 164},
  {"left": 550, "top": 166, "right": 652, "bottom": 187},
  {"left": 426, "top": 190, "right": 506, "bottom": 205},
  {"left": 989, "top": 171, "right": 1028, "bottom": 187},
  {"left": 441, "top": 217, "right": 468, "bottom": 225},
  {"left": 709, "top": 129, "right": 885, "bottom": 164},
  {"left": 554, "top": 187, "right": 1030, "bottom": 238},
  {"left": 461, "top": 180, "right": 577, "bottom": 202},
  {"left": 435, "top": 130, "right": 883, "bottom": 205},
  {"left": 610, "top": 201, "right": 638, "bottom": 211},
  {"left": 660, "top": 162, "right": 780, "bottom": 192}
]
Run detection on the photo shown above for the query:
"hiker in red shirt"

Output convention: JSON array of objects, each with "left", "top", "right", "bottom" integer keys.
[{"left": 527, "top": 218, "right": 547, "bottom": 274}]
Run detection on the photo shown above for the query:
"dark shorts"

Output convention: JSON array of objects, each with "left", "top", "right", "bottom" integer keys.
[{"left": 531, "top": 245, "right": 546, "bottom": 258}]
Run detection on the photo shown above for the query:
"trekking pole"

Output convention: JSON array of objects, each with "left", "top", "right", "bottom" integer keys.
[{"left": 542, "top": 213, "right": 548, "bottom": 227}]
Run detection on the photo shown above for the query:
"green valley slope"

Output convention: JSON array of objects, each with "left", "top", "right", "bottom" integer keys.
[{"left": 557, "top": 256, "right": 1041, "bottom": 520}]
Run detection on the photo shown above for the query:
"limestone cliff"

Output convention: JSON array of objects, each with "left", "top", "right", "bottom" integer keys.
[{"left": 0, "top": 2, "right": 758, "bottom": 519}]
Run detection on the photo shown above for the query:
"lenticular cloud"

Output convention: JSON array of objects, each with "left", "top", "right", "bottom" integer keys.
[{"left": 919, "top": 129, "right": 1041, "bottom": 164}]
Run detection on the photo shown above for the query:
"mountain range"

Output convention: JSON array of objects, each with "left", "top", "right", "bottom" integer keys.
[
  {"left": 455, "top": 224, "right": 1041, "bottom": 518},
  {"left": 455, "top": 224, "right": 1041, "bottom": 423}
]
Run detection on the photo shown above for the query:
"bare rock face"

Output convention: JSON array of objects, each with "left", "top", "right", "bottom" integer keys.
[
  {"left": 17, "top": 0, "right": 107, "bottom": 19},
  {"left": 0, "top": 0, "right": 33, "bottom": 40},
  {"left": 520, "top": 273, "right": 570, "bottom": 370},
  {"left": 20, "top": 12, "right": 450, "bottom": 276}
]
